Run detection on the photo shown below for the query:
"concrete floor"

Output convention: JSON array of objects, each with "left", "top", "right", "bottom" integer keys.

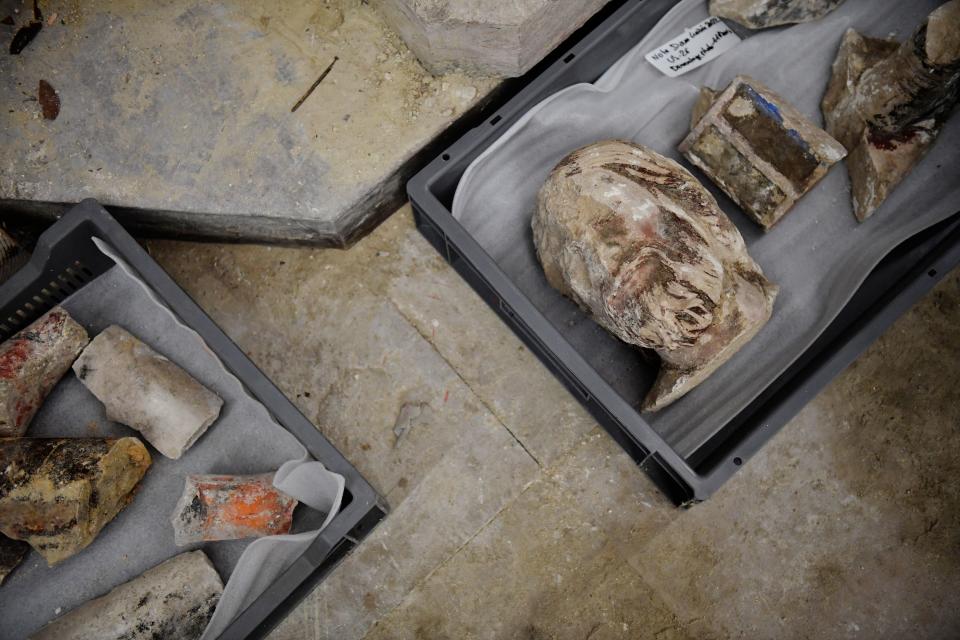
[{"left": 147, "top": 205, "right": 960, "bottom": 639}]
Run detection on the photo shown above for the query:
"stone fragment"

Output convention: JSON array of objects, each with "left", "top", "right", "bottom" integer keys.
[
  {"left": 821, "top": 1, "right": 960, "bottom": 221},
  {"left": 30, "top": 550, "right": 223, "bottom": 640},
  {"left": 172, "top": 473, "right": 297, "bottom": 546},
  {"left": 0, "top": 307, "right": 89, "bottom": 437},
  {"left": 532, "top": 140, "right": 778, "bottom": 411},
  {"left": 0, "top": 437, "right": 151, "bottom": 565},
  {"left": 690, "top": 87, "right": 717, "bottom": 129},
  {"left": 0, "top": 227, "right": 30, "bottom": 285},
  {"left": 0, "top": 533, "right": 29, "bottom": 585},
  {"left": 372, "top": 0, "right": 607, "bottom": 76},
  {"left": 73, "top": 326, "right": 223, "bottom": 459},
  {"left": 679, "top": 75, "right": 847, "bottom": 229},
  {"left": 709, "top": 0, "right": 847, "bottom": 29}
]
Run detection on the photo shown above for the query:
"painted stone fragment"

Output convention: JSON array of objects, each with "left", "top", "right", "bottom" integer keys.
[
  {"left": 709, "top": 0, "right": 847, "bottom": 29},
  {"left": 0, "top": 437, "right": 151, "bottom": 565},
  {"left": 821, "top": 0, "right": 960, "bottom": 220},
  {"left": 0, "top": 307, "right": 89, "bottom": 437},
  {"left": 73, "top": 325, "right": 223, "bottom": 459},
  {"left": 680, "top": 75, "right": 847, "bottom": 229},
  {"left": 30, "top": 550, "right": 223, "bottom": 640},
  {"left": 533, "top": 140, "right": 778, "bottom": 411},
  {"left": 172, "top": 473, "right": 297, "bottom": 545}
]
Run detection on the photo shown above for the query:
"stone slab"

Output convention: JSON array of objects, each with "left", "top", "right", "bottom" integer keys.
[
  {"left": 381, "top": 221, "right": 598, "bottom": 467},
  {"left": 0, "top": 0, "right": 498, "bottom": 245},
  {"left": 372, "top": 0, "right": 608, "bottom": 76},
  {"left": 362, "top": 431, "right": 681, "bottom": 640}
]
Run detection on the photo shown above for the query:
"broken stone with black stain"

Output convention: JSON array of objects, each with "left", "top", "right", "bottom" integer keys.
[
  {"left": 821, "top": 0, "right": 960, "bottom": 221},
  {"left": 533, "top": 140, "right": 778, "bottom": 411},
  {"left": 0, "top": 307, "right": 89, "bottom": 437},
  {"left": 0, "top": 437, "right": 151, "bottom": 565},
  {"left": 73, "top": 325, "right": 224, "bottom": 459},
  {"left": 0, "top": 533, "right": 29, "bottom": 586},
  {"left": 30, "top": 550, "right": 223, "bottom": 640},
  {"left": 679, "top": 75, "right": 847, "bottom": 230},
  {"left": 709, "top": 0, "right": 847, "bottom": 29}
]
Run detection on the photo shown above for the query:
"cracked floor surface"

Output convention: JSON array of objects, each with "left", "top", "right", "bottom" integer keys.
[{"left": 147, "top": 204, "right": 960, "bottom": 639}]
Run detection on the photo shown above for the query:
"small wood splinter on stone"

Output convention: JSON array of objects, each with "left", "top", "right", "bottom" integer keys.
[
  {"left": 680, "top": 75, "right": 847, "bottom": 230},
  {"left": 0, "top": 437, "right": 151, "bottom": 565},
  {"left": 821, "top": 0, "right": 960, "bottom": 221},
  {"left": 172, "top": 473, "right": 297, "bottom": 545},
  {"left": 38, "top": 79, "right": 59, "bottom": 120},
  {"left": 29, "top": 550, "right": 223, "bottom": 640},
  {"left": 533, "top": 140, "right": 778, "bottom": 411},
  {"left": 0, "top": 306, "right": 89, "bottom": 437},
  {"left": 73, "top": 325, "right": 224, "bottom": 459},
  {"left": 291, "top": 55, "right": 339, "bottom": 113}
]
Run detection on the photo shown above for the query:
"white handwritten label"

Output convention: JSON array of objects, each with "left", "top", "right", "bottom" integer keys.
[{"left": 645, "top": 17, "right": 740, "bottom": 77}]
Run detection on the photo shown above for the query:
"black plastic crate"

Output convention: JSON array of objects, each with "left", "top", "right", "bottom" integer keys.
[
  {"left": 408, "top": 0, "right": 960, "bottom": 505},
  {"left": 0, "top": 199, "right": 387, "bottom": 639}
]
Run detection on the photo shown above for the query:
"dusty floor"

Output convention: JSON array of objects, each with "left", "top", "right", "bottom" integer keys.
[{"left": 147, "top": 205, "right": 960, "bottom": 639}]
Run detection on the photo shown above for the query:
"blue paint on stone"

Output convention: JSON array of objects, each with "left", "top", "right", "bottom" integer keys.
[{"left": 743, "top": 84, "right": 783, "bottom": 123}]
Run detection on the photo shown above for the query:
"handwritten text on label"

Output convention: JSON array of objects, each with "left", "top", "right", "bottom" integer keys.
[{"left": 645, "top": 17, "right": 740, "bottom": 77}]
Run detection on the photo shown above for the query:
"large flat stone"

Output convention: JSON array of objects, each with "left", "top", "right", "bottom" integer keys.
[
  {"left": 381, "top": 221, "right": 598, "bottom": 467},
  {"left": 372, "top": 0, "right": 608, "bottom": 76},
  {"left": 363, "top": 431, "right": 681, "bottom": 640},
  {"left": 0, "top": 0, "right": 498, "bottom": 245}
]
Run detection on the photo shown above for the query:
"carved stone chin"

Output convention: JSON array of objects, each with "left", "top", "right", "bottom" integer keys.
[{"left": 532, "top": 140, "right": 778, "bottom": 411}]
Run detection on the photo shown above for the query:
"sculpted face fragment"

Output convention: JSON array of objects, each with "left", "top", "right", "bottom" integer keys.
[{"left": 533, "top": 140, "right": 778, "bottom": 410}]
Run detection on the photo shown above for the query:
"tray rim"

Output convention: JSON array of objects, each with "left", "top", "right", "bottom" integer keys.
[
  {"left": 406, "top": 0, "right": 960, "bottom": 504},
  {"left": 0, "top": 199, "right": 387, "bottom": 639}
]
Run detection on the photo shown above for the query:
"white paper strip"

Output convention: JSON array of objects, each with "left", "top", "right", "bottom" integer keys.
[{"left": 644, "top": 16, "right": 740, "bottom": 77}]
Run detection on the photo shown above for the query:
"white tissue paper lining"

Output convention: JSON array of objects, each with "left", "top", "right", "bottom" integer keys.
[
  {"left": 0, "top": 237, "right": 344, "bottom": 639},
  {"left": 451, "top": 0, "right": 960, "bottom": 456}
]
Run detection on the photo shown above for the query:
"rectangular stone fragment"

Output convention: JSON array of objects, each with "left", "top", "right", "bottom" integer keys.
[
  {"left": 30, "top": 550, "right": 223, "bottom": 640},
  {"left": 172, "top": 473, "right": 297, "bottom": 545},
  {"left": 0, "top": 437, "right": 151, "bottom": 565},
  {"left": 0, "top": 307, "right": 89, "bottom": 437},
  {"left": 73, "top": 325, "right": 224, "bottom": 459},
  {"left": 679, "top": 75, "right": 847, "bottom": 229}
]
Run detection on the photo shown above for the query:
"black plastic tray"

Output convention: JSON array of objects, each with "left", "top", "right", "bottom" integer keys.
[
  {"left": 407, "top": 0, "right": 960, "bottom": 504},
  {"left": 0, "top": 199, "right": 387, "bottom": 639}
]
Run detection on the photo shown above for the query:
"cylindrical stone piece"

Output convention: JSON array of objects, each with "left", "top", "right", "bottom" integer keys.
[
  {"left": 0, "top": 437, "right": 151, "bottom": 565},
  {"left": 0, "top": 307, "right": 89, "bottom": 437},
  {"left": 172, "top": 473, "right": 297, "bottom": 545},
  {"left": 30, "top": 550, "right": 223, "bottom": 640},
  {"left": 73, "top": 325, "right": 224, "bottom": 459}
]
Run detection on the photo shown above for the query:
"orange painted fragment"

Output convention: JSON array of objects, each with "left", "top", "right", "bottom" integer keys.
[{"left": 172, "top": 473, "right": 297, "bottom": 545}]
